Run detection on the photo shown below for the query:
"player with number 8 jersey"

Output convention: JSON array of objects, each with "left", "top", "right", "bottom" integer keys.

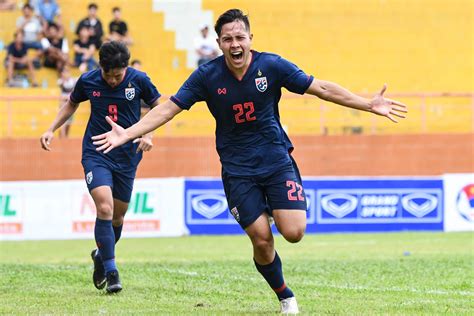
[{"left": 40, "top": 41, "right": 160, "bottom": 294}]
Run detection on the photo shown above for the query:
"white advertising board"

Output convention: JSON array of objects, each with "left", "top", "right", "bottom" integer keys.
[
  {"left": 0, "top": 178, "right": 186, "bottom": 240},
  {"left": 444, "top": 173, "right": 474, "bottom": 232}
]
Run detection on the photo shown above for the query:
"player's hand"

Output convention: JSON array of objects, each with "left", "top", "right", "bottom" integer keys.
[
  {"left": 133, "top": 135, "right": 153, "bottom": 153},
  {"left": 369, "top": 84, "right": 408, "bottom": 123},
  {"left": 92, "top": 116, "right": 129, "bottom": 154},
  {"left": 40, "top": 130, "right": 54, "bottom": 151}
]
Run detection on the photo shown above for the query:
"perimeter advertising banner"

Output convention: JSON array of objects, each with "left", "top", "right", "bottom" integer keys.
[
  {"left": 184, "top": 177, "right": 444, "bottom": 234},
  {"left": 443, "top": 173, "right": 474, "bottom": 232},
  {"left": 0, "top": 178, "right": 186, "bottom": 241}
]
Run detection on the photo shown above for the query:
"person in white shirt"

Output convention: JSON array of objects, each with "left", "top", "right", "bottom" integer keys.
[{"left": 194, "top": 24, "right": 219, "bottom": 67}]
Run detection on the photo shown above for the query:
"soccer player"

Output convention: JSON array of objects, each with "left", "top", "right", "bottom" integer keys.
[
  {"left": 40, "top": 41, "right": 160, "bottom": 293},
  {"left": 92, "top": 9, "right": 407, "bottom": 312}
]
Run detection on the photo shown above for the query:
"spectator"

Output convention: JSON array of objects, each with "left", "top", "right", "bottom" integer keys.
[
  {"left": 41, "top": 22, "right": 69, "bottom": 72},
  {"left": 16, "top": 3, "right": 43, "bottom": 49},
  {"left": 36, "top": 0, "right": 61, "bottom": 26},
  {"left": 0, "top": 0, "right": 15, "bottom": 10},
  {"left": 74, "top": 26, "right": 97, "bottom": 72},
  {"left": 57, "top": 67, "right": 77, "bottom": 137},
  {"left": 6, "top": 31, "right": 38, "bottom": 87},
  {"left": 194, "top": 24, "right": 219, "bottom": 67},
  {"left": 107, "top": 7, "right": 132, "bottom": 45},
  {"left": 75, "top": 3, "right": 103, "bottom": 49}
]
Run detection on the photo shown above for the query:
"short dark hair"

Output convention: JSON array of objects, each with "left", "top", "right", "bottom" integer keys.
[
  {"left": 48, "top": 22, "right": 59, "bottom": 30},
  {"left": 22, "top": 3, "right": 33, "bottom": 11},
  {"left": 214, "top": 9, "right": 250, "bottom": 37},
  {"left": 99, "top": 41, "right": 130, "bottom": 72},
  {"left": 88, "top": 3, "right": 98, "bottom": 10},
  {"left": 112, "top": 7, "right": 120, "bottom": 13}
]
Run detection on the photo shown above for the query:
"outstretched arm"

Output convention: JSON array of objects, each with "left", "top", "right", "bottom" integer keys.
[
  {"left": 306, "top": 79, "right": 407, "bottom": 122},
  {"left": 40, "top": 99, "right": 79, "bottom": 150},
  {"left": 92, "top": 99, "right": 183, "bottom": 153}
]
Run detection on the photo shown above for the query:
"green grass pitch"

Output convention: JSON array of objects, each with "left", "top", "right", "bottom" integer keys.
[{"left": 0, "top": 232, "right": 472, "bottom": 315}]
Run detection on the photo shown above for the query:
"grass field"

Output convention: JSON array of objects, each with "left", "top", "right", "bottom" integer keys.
[{"left": 0, "top": 232, "right": 472, "bottom": 315}]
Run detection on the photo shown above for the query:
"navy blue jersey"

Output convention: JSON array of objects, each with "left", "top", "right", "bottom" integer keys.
[
  {"left": 171, "top": 51, "right": 313, "bottom": 176},
  {"left": 71, "top": 67, "right": 160, "bottom": 167}
]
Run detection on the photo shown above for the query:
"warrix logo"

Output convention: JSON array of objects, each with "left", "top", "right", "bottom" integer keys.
[
  {"left": 401, "top": 193, "right": 438, "bottom": 217},
  {"left": 0, "top": 195, "right": 16, "bottom": 217},
  {"left": 191, "top": 194, "right": 228, "bottom": 219},
  {"left": 321, "top": 193, "right": 358, "bottom": 218}
]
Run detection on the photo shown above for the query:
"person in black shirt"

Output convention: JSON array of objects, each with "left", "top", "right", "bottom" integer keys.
[
  {"left": 75, "top": 3, "right": 103, "bottom": 49},
  {"left": 6, "top": 31, "right": 38, "bottom": 87},
  {"left": 108, "top": 7, "right": 132, "bottom": 45},
  {"left": 41, "top": 23, "right": 69, "bottom": 72},
  {"left": 74, "top": 26, "right": 97, "bottom": 72}
]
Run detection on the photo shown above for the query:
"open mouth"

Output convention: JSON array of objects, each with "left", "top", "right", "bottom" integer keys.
[{"left": 230, "top": 51, "right": 243, "bottom": 62}]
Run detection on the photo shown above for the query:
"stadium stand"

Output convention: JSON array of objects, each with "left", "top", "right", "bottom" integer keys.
[{"left": 0, "top": 0, "right": 472, "bottom": 138}]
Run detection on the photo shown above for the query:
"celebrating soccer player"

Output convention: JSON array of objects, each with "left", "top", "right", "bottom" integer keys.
[
  {"left": 92, "top": 9, "right": 407, "bottom": 312},
  {"left": 40, "top": 41, "right": 161, "bottom": 293}
]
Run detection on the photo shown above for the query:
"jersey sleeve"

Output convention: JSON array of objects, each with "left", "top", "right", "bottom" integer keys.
[
  {"left": 276, "top": 56, "right": 314, "bottom": 94},
  {"left": 170, "top": 69, "right": 207, "bottom": 110},
  {"left": 140, "top": 74, "right": 161, "bottom": 106},
  {"left": 69, "top": 75, "right": 88, "bottom": 104}
]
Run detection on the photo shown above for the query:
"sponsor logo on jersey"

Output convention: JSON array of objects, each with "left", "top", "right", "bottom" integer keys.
[
  {"left": 86, "top": 171, "right": 93, "bottom": 185},
  {"left": 255, "top": 77, "right": 267, "bottom": 92},
  {"left": 92, "top": 91, "right": 101, "bottom": 97},
  {"left": 401, "top": 193, "right": 438, "bottom": 217},
  {"left": 456, "top": 184, "right": 474, "bottom": 223},
  {"left": 217, "top": 88, "right": 227, "bottom": 95},
  {"left": 230, "top": 207, "right": 240, "bottom": 222},
  {"left": 125, "top": 87, "right": 135, "bottom": 100},
  {"left": 191, "top": 194, "right": 228, "bottom": 219}
]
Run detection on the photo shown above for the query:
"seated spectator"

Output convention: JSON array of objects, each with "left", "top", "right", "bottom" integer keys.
[
  {"left": 16, "top": 3, "right": 43, "bottom": 50},
  {"left": 0, "top": 0, "right": 15, "bottom": 10},
  {"left": 73, "top": 26, "right": 97, "bottom": 72},
  {"left": 41, "top": 22, "right": 69, "bottom": 72},
  {"left": 6, "top": 31, "right": 38, "bottom": 87},
  {"left": 36, "top": 0, "right": 61, "bottom": 26},
  {"left": 57, "top": 67, "right": 77, "bottom": 137},
  {"left": 75, "top": 3, "right": 103, "bottom": 49},
  {"left": 194, "top": 24, "right": 219, "bottom": 67},
  {"left": 107, "top": 7, "right": 132, "bottom": 45}
]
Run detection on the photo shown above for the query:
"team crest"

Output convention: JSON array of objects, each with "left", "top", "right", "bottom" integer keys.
[
  {"left": 230, "top": 207, "right": 240, "bottom": 222},
  {"left": 255, "top": 77, "right": 267, "bottom": 92},
  {"left": 86, "top": 171, "right": 93, "bottom": 184},
  {"left": 125, "top": 82, "right": 135, "bottom": 101}
]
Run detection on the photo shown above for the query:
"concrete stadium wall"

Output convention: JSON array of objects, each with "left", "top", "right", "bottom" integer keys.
[{"left": 1, "top": 134, "right": 472, "bottom": 181}]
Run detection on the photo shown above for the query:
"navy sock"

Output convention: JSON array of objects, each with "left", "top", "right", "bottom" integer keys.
[
  {"left": 113, "top": 224, "right": 123, "bottom": 243},
  {"left": 94, "top": 218, "right": 117, "bottom": 274},
  {"left": 254, "top": 251, "right": 294, "bottom": 301}
]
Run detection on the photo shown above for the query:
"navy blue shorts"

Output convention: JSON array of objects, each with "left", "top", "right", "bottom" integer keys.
[
  {"left": 82, "top": 159, "right": 137, "bottom": 203},
  {"left": 222, "top": 157, "right": 307, "bottom": 229}
]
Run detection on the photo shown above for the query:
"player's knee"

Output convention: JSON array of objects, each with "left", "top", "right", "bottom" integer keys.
[
  {"left": 282, "top": 227, "right": 305, "bottom": 243},
  {"left": 96, "top": 202, "right": 113, "bottom": 218},
  {"left": 112, "top": 216, "right": 124, "bottom": 227},
  {"left": 253, "top": 237, "right": 274, "bottom": 253}
]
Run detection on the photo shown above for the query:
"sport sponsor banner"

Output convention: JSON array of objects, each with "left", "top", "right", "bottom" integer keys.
[
  {"left": 0, "top": 185, "right": 23, "bottom": 235},
  {"left": 304, "top": 177, "right": 443, "bottom": 232},
  {"left": 443, "top": 174, "right": 474, "bottom": 232},
  {"left": 184, "top": 177, "right": 443, "bottom": 234},
  {"left": 0, "top": 178, "right": 185, "bottom": 240},
  {"left": 184, "top": 179, "right": 316, "bottom": 235}
]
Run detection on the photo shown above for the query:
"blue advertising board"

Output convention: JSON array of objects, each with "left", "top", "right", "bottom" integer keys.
[{"left": 184, "top": 177, "right": 443, "bottom": 235}]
